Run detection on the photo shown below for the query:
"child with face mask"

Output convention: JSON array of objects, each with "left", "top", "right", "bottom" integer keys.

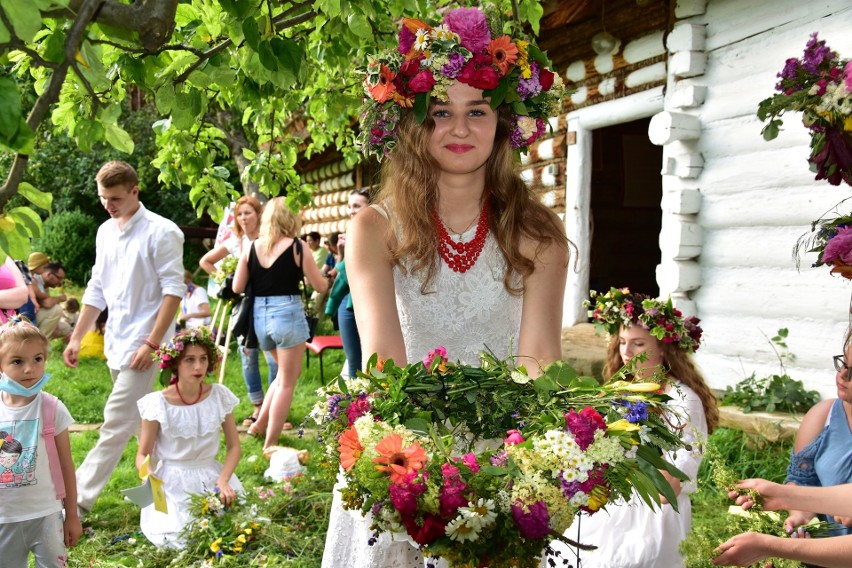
[{"left": 0, "top": 317, "right": 82, "bottom": 566}]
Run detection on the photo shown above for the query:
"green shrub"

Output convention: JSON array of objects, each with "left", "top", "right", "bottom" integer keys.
[
  {"left": 33, "top": 209, "right": 97, "bottom": 285},
  {"left": 721, "top": 329, "right": 820, "bottom": 414}
]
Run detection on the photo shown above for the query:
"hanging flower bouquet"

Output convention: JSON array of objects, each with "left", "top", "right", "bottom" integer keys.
[
  {"left": 310, "top": 349, "right": 693, "bottom": 567},
  {"left": 757, "top": 33, "right": 852, "bottom": 186},
  {"left": 793, "top": 204, "right": 852, "bottom": 278}
]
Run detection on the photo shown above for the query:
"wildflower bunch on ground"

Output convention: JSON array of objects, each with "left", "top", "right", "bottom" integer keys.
[
  {"left": 176, "top": 489, "right": 264, "bottom": 564},
  {"left": 758, "top": 33, "right": 852, "bottom": 186},
  {"left": 311, "top": 350, "right": 692, "bottom": 567}
]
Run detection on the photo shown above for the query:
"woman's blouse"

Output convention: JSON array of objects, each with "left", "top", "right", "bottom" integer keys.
[{"left": 248, "top": 242, "right": 302, "bottom": 296}]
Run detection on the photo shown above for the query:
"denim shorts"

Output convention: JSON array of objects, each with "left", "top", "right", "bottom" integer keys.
[{"left": 253, "top": 295, "right": 309, "bottom": 351}]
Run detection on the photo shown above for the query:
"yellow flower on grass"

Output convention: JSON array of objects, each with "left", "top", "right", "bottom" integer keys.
[{"left": 210, "top": 538, "right": 222, "bottom": 553}]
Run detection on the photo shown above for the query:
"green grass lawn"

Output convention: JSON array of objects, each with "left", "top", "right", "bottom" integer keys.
[{"left": 48, "top": 318, "right": 342, "bottom": 567}]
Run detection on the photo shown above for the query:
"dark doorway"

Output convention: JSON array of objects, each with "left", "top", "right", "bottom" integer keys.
[{"left": 588, "top": 117, "right": 662, "bottom": 298}]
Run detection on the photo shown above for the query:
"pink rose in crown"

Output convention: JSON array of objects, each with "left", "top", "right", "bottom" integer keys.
[{"left": 444, "top": 7, "right": 490, "bottom": 52}]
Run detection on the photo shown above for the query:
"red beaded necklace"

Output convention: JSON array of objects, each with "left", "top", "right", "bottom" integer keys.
[
  {"left": 434, "top": 199, "right": 489, "bottom": 273},
  {"left": 175, "top": 382, "right": 204, "bottom": 405}
]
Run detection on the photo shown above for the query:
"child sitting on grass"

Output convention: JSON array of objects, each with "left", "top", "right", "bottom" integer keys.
[
  {"left": 137, "top": 326, "right": 242, "bottom": 548},
  {"left": 0, "top": 317, "right": 82, "bottom": 566}
]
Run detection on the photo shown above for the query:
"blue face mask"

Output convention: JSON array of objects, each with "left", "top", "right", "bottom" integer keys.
[{"left": 0, "top": 372, "right": 50, "bottom": 397}]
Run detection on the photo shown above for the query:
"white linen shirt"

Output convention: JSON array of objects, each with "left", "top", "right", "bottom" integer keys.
[{"left": 82, "top": 203, "right": 185, "bottom": 369}]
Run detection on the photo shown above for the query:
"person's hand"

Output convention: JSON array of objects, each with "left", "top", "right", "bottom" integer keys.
[
  {"left": 783, "top": 510, "right": 816, "bottom": 535},
  {"left": 834, "top": 515, "right": 852, "bottom": 527},
  {"left": 176, "top": 313, "right": 185, "bottom": 324},
  {"left": 63, "top": 339, "right": 80, "bottom": 368},
  {"left": 129, "top": 344, "right": 155, "bottom": 370},
  {"left": 216, "top": 480, "right": 236, "bottom": 506},
  {"left": 727, "top": 479, "right": 786, "bottom": 511},
  {"left": 712, "top": 532, "right": 775, "bottom": 566},
  {"left": 64, "top": 511, "right": 83, "bottom": 547}
]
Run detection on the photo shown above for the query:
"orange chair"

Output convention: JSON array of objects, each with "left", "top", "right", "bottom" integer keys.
[{"left": 305, "top": 335, "right": 344, "bottom": 381}]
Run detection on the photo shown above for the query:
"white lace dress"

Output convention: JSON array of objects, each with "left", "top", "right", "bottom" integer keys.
[
  {"left": 322, "top": 219, "right": 523, "bottom": 567},
  {"left": 137, "top": 384, "right": 244, "bottom": 548}
]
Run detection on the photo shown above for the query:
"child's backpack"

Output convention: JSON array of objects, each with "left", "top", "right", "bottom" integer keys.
[{"left": 41, "top": 392, "right": 66, "bottom": 500}]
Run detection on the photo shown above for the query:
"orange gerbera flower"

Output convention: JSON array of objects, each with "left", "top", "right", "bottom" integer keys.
[
  {"left": 367, "top": 64, "right": 396, "bottom": 103},
  {"left": 372, "top": 433, "right": 428, "bottom": 483},
  {"left": 487, "top": 35, "right": 519, "bottom": 75},
  {"left": 339, "top": 427, "right": 363, "bottom": 471}
]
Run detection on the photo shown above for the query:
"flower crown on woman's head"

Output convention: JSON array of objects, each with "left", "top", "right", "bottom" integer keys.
[
  {"left": 358, "top": 6, "right": 565, "bottom": 160},
  {"left": 585, "top": 287, "right": 703, "bottom": 352},
  {"left": 153, "top": 326, "right": 221, "bottom": 374}
]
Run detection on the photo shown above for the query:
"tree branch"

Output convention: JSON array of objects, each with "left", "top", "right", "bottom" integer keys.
[
  {"left": 173, "top": 5, "right": 315, "bottom": 85},
  {"left": 70, "top": 60, "right": 102, "bottom": 118},
  {"left": 42, "top": 0, "right": 179, "bottom": 52},
  {"left": 0, "top": 0, "right": 106, "bottom": 211}
]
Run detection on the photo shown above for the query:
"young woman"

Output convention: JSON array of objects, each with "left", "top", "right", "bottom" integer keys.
[
  {"left": 322, "top": 7, "right": 569, "bottom": 566},
  {"left": 548, "top": 288, "right": 718, "bottom": 567},
  {"left": 779, "top": 331, "right": 852, "bottom": 539},
  {"left": 137, "top": 327, "right": 242, "bottom": 548},
  {"left": 199, "top": 196, "right": 278, "bottom": 426},
  {"left": 232, "top": 197, "right": 328, "bottom": 454}
]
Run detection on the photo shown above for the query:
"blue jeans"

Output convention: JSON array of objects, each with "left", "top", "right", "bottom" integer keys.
[
  {"left": 253, "top": 295, "right": 309, "bottom": 351},
  {"left": 338, "top": 296, "right": 361, "bottom": 377},
  {"left": 240, "top": 346, "right": 278, "bottom": 405}
]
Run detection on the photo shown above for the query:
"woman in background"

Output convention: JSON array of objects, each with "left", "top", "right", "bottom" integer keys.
[{"left": 199, "top": 196, "right": 278, "bottom": 426}]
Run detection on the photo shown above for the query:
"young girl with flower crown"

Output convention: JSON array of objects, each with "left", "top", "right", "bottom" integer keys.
[
  {"left": 136, "top": 326, "right": 242, "bottom": 548},
  {"left": 326, "top": 5, "right": 570, "bottom": 567},
  {"left": 544, "top": 289, "right": 718, "bottom": 568},
  {"left": 0, "top": 317, "right": 81, "bottom": 567}
]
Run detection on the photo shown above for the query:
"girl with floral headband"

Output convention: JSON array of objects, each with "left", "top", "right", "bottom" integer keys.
[
  {"left": 0, "top": 317, "right": 81, "bottom": 566},
  {"left": 136, "top": 326, "right": 242, "bottom": 548},
  {"left": 546, "top": 288, "right": 718, "bottom": 567},
  {"left": 330, "top": 5, "right": 571, "bottom": 566}
]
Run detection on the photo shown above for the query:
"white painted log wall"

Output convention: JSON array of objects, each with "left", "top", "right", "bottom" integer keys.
[{"left": 688, "top": 0, "right": 852, "bottom": 397}]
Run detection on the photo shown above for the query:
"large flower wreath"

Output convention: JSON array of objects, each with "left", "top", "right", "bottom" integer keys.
[{"left": 311, "top": 349, "right": 693, "bottom": 567}]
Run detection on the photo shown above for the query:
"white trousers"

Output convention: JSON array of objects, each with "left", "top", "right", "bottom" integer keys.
[
  {"left": 76, "top": 365, "right": 156, "bottom": 512},
  {"left": 0, "top": 511, "right": 66, "bottom": 568}
]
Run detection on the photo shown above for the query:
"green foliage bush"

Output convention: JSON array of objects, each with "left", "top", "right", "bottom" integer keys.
[
  {"left": 721, "top": 329, "right": 820, "bottom": 414},
  {"left": 33, "top": 209, "right": 97, "bottom": 284}
]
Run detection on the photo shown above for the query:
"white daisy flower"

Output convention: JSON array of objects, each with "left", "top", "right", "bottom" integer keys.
[
  {"left": 414, "top": 28, "right": 431, "bottom": 51},
  {"left": 446, "top": 514, "right": 483, "bottom": 542}
]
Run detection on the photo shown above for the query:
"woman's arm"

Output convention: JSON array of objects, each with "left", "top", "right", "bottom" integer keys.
[
  {"left": 713, "top": 532, "right": 852, "bottom": 567},
  {"left": 0, "top": 257, "right": 29, "bottom": 309},
  {"left": 136, "top": 419, "right": 159, "bottom": 472},
  {"left": 516, "top": 216, "right": 569, "bottom": 376},
  {"left": 781, "top": 398, "right": 833, "bottom": 528},
  {"left": 348, "top": 207, "right": 407, "bottom": 366},
  {"left": 55, "top": 430, "right": 82, "bottom": 547},
  {"left": 216, "top": 413, "right": 241, "bottom": 505},
  {"left": 199, "top": 244, "right": 230, "bottom": 274},
  {"left": 296, "top": 239, "right": 328, "bottom": 293},
  {"left": 232, "top": 246, "right": 251, "bottom": 295}
]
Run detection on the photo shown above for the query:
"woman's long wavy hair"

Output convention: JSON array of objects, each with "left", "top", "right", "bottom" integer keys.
[
  {"left": 604, "top": 331, "right": 719, "bottom": 433},
  {"left": 232, "top": 195, "right": 263, "bottom": 239},
  {"left": 377, "top": 104, "right": 569, "bottom": 294},
  {"left": 259, "top": 196, "right": 301, "bottom": 254}
]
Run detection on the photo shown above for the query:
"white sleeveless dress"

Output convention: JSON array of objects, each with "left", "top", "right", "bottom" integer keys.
[{"left": 321, "top": 213, "right": 523, "bottom": 567}]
